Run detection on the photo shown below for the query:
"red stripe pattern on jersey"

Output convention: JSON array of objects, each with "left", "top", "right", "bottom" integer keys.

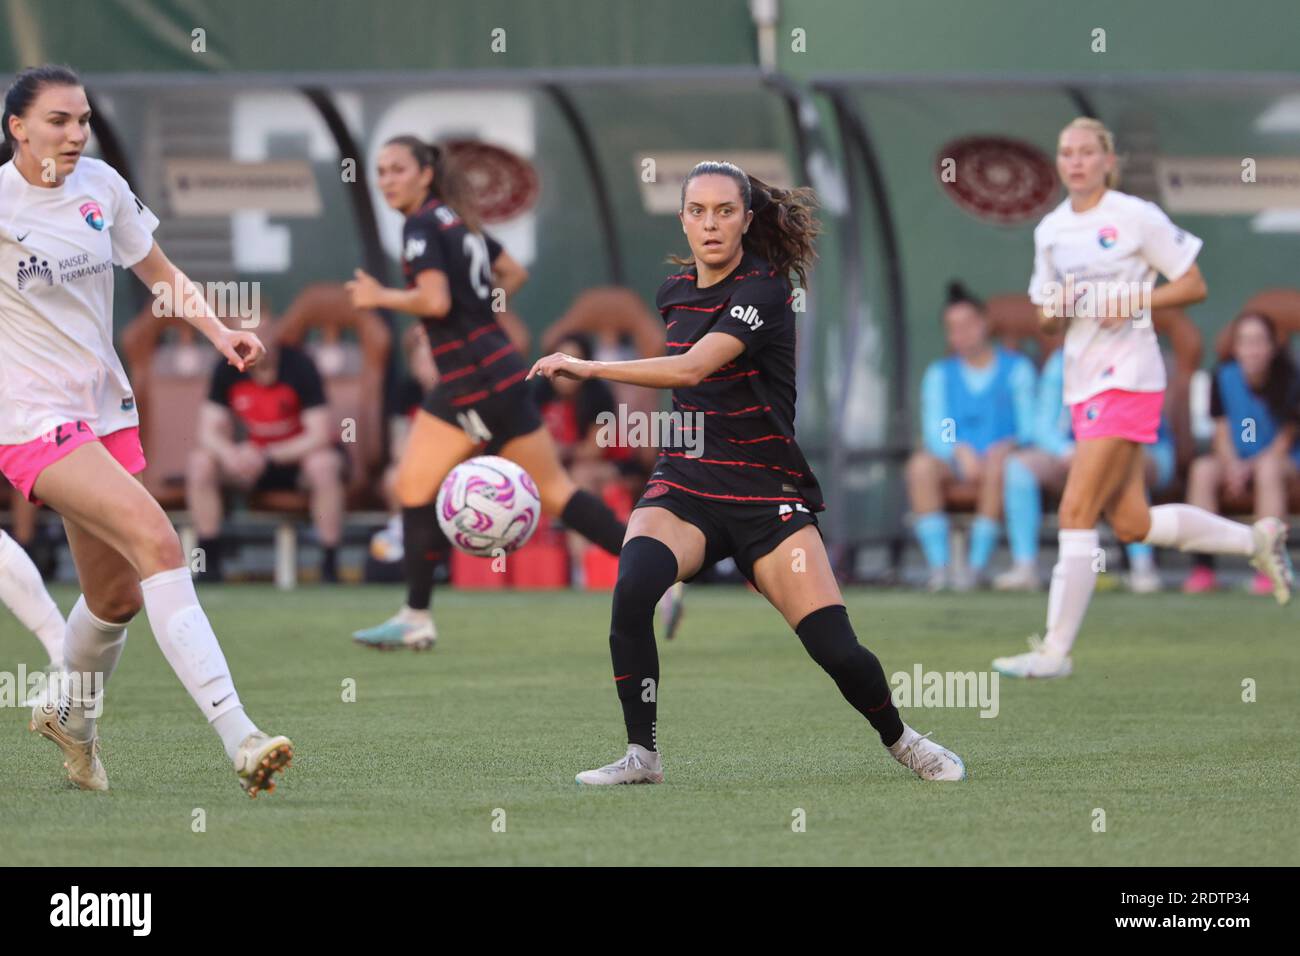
[{"left": 647, "top": 252, "right": 823, "bottom": 509}]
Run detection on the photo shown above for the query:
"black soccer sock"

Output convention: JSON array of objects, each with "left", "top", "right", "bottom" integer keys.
[
  {"left": 321, "top": 546, "right": 338, "bottom": 583},
  {"left": 609, "top": 536, "right": 679, "bottom": 751},
  {"left": 560, "top": 489, "right": 625, "bottom": 556},
  {"left": 1193, "top": 553, "right": 1216, "bottom": 570},
  {"left": 403, "top": 504, "right": 448, "bottom": 612},
  {"left": 795, "top": 604, "right": 905, "bottom": 747}
]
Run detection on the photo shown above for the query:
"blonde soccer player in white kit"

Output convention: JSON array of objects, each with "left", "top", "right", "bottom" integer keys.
[
  {"left": 0, "top": 65, "right": 292, "bottom": 794},
  {"left": 993, "top": 118, "right": 1292, "bottom": 679}
]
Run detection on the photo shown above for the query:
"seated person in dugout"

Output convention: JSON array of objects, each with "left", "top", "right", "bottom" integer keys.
[
  {"left": 905, "top": 281, "right": 1036, "bottom": 590},
  {"left": 1184, "top": 310, "right": 1300, "bottom": 596},
  {"left": 187, "top": 315, "right": 347, "bottom": 582}
]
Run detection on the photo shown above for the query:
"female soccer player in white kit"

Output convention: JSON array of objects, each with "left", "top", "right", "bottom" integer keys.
[
  {"left": 993, "top": 118, "right": 1292, "bottom": 679},
  {"left": 0, "top": 65, "right": 292, "bottom": 795}
]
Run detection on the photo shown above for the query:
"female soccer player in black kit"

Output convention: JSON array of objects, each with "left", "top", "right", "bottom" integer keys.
[
  {"left": 530, "top": 162, "right": 965, "bottom": 783},
  {"left": 348, "top": 136, "right": 635, "bottom": 649}
]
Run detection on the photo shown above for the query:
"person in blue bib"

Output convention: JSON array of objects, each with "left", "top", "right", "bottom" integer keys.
[
  {"left": 995, "top": 346, "right": 1176, "bottom": 592},
  {"left": 906, "top": 282, "right": 1036, "bottom": 589},
  {"left": 1184, "top": 311, "right": 1300, "bottom": 596}
]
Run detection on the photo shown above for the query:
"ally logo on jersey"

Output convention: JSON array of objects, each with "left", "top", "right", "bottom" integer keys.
[
  {"left": 730, "top": 303, "right": 763, "bottom": 331},
  {"left": 404, "top": 237, "right": 428, "bottom": 261}
]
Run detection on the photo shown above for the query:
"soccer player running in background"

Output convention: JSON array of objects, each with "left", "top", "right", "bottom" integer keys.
[
  {"left": 346, "top": 136, "right": 642, "bottom": 650},
  {"left": 993, "top": 117, "right": 1292, "bottom": 680},
  {"left": 0, "top": 65, "right": 292, "bottom": 795},
  {"left": 530, "top": 161, "right": 965, "bottom": 784},
  {"left": 994, "top": 344, "right": 1175, "bottom": 594},
  {"left": 906, "top": 281, "right": 1036, "bottom": 591}
]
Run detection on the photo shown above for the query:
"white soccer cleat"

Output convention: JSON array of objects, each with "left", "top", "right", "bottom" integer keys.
[
  {"left": 234, "top": 732, "right": 294, "bottom": 798},
  {"left": 29, "top": 701, "right": 108, "bottom": 791},
  {"left": 993, "top": 563, "right": 1042, "bottom": 592},
  {"left": 1249, "top": 517, "right": 1293, "bottom": 607},
  {"left": 656, "top": 581, "right": 686, "bottom": 641},
  {"left": 575, "top": 744, "right": 664, "bottom": 785},
  {"left": 992, "top": 635, "right": 1073, "bottom": 679},
  {"left": 890, "top": 728, "right": 966, "bottom": 782},
  {"left": 1126, "top": 566, "right": 1163, "bottom": 594},
  {"left": 352, "top": 607, "right": 437, "bottom": 650}
]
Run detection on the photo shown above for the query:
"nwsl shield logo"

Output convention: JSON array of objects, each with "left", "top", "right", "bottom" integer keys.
[
  {"left": 1097, "top": 225, "right": 1118, "bottom": 249},
  {"left": 79, "top": 201, "right": 105, "bottom": 231}
]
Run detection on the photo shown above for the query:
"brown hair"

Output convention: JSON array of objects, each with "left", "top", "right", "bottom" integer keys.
[
  {"left": 385, "top": 135, "right": 482, "bottom": 233},
  {"left": 671, "top": 160, "right": 820, "bottom": 287}
]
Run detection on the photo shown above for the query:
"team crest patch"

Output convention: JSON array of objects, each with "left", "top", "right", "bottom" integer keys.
[
  {"left": 80, "top": 201, "right": 105, "bottom": 231},
  {"left": 642, "top": 482, "right": 669, "bottom": 499},
  {"left": 1086, "top": 403, "right": 1101, "bottom": 421},
  {"left": 1098, "top": 226, "right": 1118, "bottom": 249}
]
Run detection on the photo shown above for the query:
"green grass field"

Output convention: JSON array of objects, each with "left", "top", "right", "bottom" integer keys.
[{"left": 1, "top": 584, "right": 1297, "bottom": 866}]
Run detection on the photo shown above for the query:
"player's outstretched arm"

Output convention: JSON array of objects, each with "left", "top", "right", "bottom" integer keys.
[
  {"left": 346, "top": 267, "right": 451, "bottom": 319},
  {"left": 528, "top": 331, "right": 744, "bottom": 390},
  {"left": 131, "top": 242, "right": 266, "bottom": 372}
]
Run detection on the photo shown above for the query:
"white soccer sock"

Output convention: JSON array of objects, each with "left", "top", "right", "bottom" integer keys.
[
  {"left": 56, "top": 594, "right": 129, "bottom": 742},
  {"left": 141, "top": 566, "right": 258, "bottom": 759},
  {"left": 1042, "top": 529, "right": 1099, "bottom": 659},
  {"left": 0, "top": 530, "right": 65, "bottom": 666},
  {"left": 1143, "top": 504, "right": 1254, "bottom": 556}
]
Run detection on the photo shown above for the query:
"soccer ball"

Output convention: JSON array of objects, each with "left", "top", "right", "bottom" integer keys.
[{"left": 436, "top": 455, "right": 541, "bottom": 557}]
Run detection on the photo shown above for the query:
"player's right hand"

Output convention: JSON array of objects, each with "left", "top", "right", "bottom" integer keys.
[{"left": 528, "top": 352, "right": 592, "bottom": 382}]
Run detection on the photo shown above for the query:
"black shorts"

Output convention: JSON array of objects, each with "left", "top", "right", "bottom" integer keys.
[
  {"left": 422, "top": 381, "right": 543, "bottom": 455},
  {"left": 253, "top": 463, "right": 302, "bottom": 492},
  {"left": 633, "top": 481, "right": 820, "bottom": 587},
  {"left": 252, "top": 445, "right": 349, "bottom": 492}
]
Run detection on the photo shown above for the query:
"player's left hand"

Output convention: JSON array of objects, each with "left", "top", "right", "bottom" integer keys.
[
  {"left": 346, "top": 269, "right": 383, "bottom": 309},
  {"left": 528, "top": 352, "right": 594, "bottom": 382},
  {"left": 214, "top": 328, "right": 266, "bottom": 372}
]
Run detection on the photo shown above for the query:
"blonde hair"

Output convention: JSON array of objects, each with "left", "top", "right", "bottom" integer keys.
[{"left": 1060, "top": 117, "right": 1119, "bottom": 189}]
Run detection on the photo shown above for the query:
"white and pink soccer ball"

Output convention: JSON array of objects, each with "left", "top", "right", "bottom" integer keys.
[{"left": 436, "top": 455, "right": 541, "bottom": 557}]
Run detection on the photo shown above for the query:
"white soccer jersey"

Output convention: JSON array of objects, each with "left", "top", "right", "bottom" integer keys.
[
  {"left": 1028, "top": 189, "right": 1202, "bottom": 405},
  {"left": 0, "top": 156, "right": 159, "bottom": 444}
]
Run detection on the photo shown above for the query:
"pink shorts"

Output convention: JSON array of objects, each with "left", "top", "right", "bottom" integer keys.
[
  {"left": 0, "top": 423, "right": 147, "bottom": 504},
  {"left": 1070, "top": 389, "right": 1163, "bottom": 444}
]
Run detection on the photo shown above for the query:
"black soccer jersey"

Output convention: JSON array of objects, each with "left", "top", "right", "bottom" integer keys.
[
  {"left": 651, "top": 251, "right": 823, "bottom": 510},
  {"left": 401, "top": 198, "right": 528, "bottom": 406}
]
